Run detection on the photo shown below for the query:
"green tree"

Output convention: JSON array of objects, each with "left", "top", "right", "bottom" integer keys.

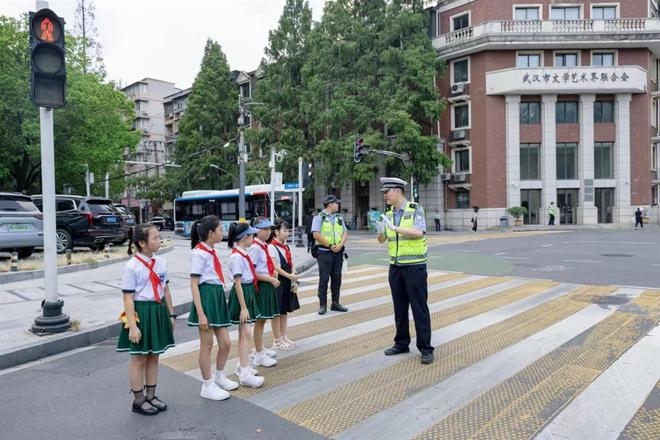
[
  {"left": 302, "top": 0, "right": 448, "bottom": 189},
  {"left": 174, "top": 39, "right": 239, "bottom": 191},
  {"left": 249, "top": 0, "right": 313, "bottom": 182},
  {"left": 72, "top": 0, "right": 106, "bottom": 76}
]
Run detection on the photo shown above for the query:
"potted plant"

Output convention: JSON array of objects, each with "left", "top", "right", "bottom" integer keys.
[{"left": 507, "top": 206, "right": 528, "bottom": 227}]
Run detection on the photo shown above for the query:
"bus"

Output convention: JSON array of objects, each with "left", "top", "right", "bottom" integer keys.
[{"left": 173, "top": 184, "right": 292, "bottom": 238}]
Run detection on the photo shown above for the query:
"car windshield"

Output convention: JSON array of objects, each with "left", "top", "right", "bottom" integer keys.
[
  {"left": 87, "top": 200, "right": 116, "bottom": 214},
  {"left": 113, "top": 206, "right": 129, "bottom": 215},
  {"left": 0, "top": 196, "right": 38, "bottom": 212}
]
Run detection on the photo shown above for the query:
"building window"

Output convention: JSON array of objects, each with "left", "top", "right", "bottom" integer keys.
[
  {"left": 554, "top": 52, "right": 579, "bottom": 67},
  {"left": 520, "top": 143, "right": 541, "bottom": 180},
  {"left": 517, "top": 53, "right": 542, "bottom": 68},
  {"left": 550, "top": 6, "right": 581, "bottom": 20},
  {"left": 240, "top": 83, "right": 250, "bottom": 98},
  {"left": 452, "top": 59, "right": 469, "bottom": 83},
  {"left": 454, "top": 149, "right": 470, "bottom": 172},
  {"left": 557, "top": 143, "right": 578, "bottom": 179},
  {"left": 455, "top": 191, "right": 470, "bottom": 209},
  {"left": 515, "top": 6, "right": 540, "bottom": 20},
  {"left": 594, "top": 101, "right": 615, "bottom": 123},
  {"left": 520, "top": 102, "right": 541, "bottom": 124},
  {"left": 592, "top": 52, "right": 616, "bottom": 66},
  {"left": 594, "top": 142, "right": 614, "bottom": 179},
  {"left": 453, "top": 103, "right": 470, "bottom": 129},
  {"left": 592, "top": 5, "right": 617, "bottom": 19},
  {"left": 652, "top": 144, "right": 658, "bottom": 172},
  {"left": 452, "top": 13, "right": 470, "bottom": 31},
  {"left": 556, "top": 101, "right": 579, "bottom": 123}
]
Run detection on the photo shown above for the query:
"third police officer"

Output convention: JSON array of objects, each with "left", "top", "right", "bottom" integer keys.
[{"left": 376, "top": 177, "right": 434, "bottom": 364}]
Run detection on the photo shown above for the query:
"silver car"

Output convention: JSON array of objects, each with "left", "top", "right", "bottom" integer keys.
[{"left": 0, "top": 192, "right": 44, "bottom": 259}]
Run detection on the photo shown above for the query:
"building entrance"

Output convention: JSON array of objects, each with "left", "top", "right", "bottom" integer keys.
[
  {"left": 557, "top": 189, "right": 578, "bottom": 225},
  {"left": 521, "top": 189, "right": 541, "bottom": 225},
  {"left": 595, "top": 188, "right": 614, "bottom": 224}
]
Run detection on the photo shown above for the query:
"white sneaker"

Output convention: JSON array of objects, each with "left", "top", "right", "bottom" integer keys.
[
  {"left": 239, "top": 368, "right": 264, "bottom": 388},
  {"left": 251, "top": 347, "right": 277, "bottom": 358},
  {"left": 234, "top": 366, "right": 258, "bottom": 377},
  {"left": 283, "top": 337, "right": 296, "bottom": 347},
  {"left": 252, "top": 351, "right": 277, "bottom": 367},
  {"left": 200, "top": 380, "right": 230, "bottom": 400},
  {"left": 273, "top": 339, "right": 294, "bottom": 351},
  {"left": 215, "top": 372, "right": 239, "bottom": 391}
]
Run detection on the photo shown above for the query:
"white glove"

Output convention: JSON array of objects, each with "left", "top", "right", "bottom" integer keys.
[
  {"left": 375, "top": 220, "right": 385, "bottom": 235},
  {"left": 381, "top": 214, "right": 396, "bottom": 231}
]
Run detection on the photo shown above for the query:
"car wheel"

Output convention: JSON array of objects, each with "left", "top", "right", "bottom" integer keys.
[
  {"left": 56, "top": 229, "right": 73, "bottom": 253},
  {"left": 157, "top": 224, "right": 163, "bottom": 231},
  {"left": 113, "top": 239, "right": 128, "bottom": 246},
  {"left": 17, "top": 248, "right": 35, "bottom": 259}
]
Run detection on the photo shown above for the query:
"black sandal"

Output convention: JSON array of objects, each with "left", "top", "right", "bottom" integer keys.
[
  {"left": 145, "top": 396, "right": 167, "bottom": 411},
  {"left": 132, "top": 399, "right": 159, "bottom": 416}
]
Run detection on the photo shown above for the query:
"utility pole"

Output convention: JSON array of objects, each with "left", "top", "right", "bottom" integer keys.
[
  {"left": 296, "top": 157, "right": 305, "bottom": 247},
  {"left": 270, "top": 148, "right": 276, "bottom": 222},
  {"left": 238, "top": 100, "right": 246, "bottom": 222}
]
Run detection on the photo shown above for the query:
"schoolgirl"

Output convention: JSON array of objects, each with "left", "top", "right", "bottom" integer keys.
[
  {"left": 188, "top": 215, "right": 238, "bottom": 400},
  {"left": 117, "top": 223, "right": 175, "bottom": 416}
]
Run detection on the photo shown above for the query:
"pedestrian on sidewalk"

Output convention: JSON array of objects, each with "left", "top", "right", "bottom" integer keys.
[
  {"left": 376, "top": 177, "right": 434, "bottom": 365},
  {"left": 249, "top": 217, "right": 281, "bottom": 367},
  {"left": 187, "top": 215, "right": 238, "bottom": 401},
  {"left": 634, "top": 207, "right": 644, "bottom": 229},
  {"left": 312, "top": 195, "right": 349, "bottom": 315},
  {"left": 304, "top": 209, "right": 315, "bottom": 252},
  {"left": 117, "top": 223, "right": 176, "bottom": 416},
  {"left": 268, "top": 220, "right": 300, "bottom": 350},
  {"left": 471, "top": 206, "right": 479, "bottom": 232},
  {"left": 434, "top": 209, "right": 442, "bottom": 232},
  {"left": 226, "top": 222, "right": 265, "bottom": 388},
  {"left": 549, "top": 202, "right": 558, "bottom": 226}
]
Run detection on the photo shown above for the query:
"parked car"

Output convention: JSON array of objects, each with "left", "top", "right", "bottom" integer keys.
[
  {"left": 32, "top": 195, "right": 124, "bottom": 253},
  {"left": 150, "top": 216, "right": 174, "bottom": 231},
  {"left": 112, "top": 204, "right": 135, "bottom": 245},
  {"left": 0, "top": 192, "right": 43, "bottom": 258}
]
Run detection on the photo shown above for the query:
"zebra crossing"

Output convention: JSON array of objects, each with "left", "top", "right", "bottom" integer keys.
[{"left": 161, "top": 265, "right": 660, "bottom": 440}]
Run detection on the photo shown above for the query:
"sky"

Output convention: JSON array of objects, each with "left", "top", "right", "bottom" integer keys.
[{"left": 1, "top": 0, "right": 327, "bottom": 89}]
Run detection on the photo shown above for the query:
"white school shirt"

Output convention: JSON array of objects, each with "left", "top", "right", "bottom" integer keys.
[
  {"left": 248, "top": 238, "right": 270, "bottom": 275},
  {"left": 120, "top": 253, "right": 169, "bottom": 302},
  {"left": 228, "top": 247, "right": 255, "bottom": 284},
  {"left": 268, "top": 243, "right": 281, "bottom": 269},
  {"left": 190, "top": 242, "right": 224, "bottom": 286}
]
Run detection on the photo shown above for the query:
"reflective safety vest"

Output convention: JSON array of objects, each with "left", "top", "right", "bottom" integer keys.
[
  {"left": 316, "top": 213, "right": 343, "bottom": 247},
  {"left": 385, "top": 202, "right": 428, "bottom": 265}
]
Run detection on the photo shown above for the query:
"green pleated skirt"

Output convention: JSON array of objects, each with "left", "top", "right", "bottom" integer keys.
[
  {"left": 228, "top": 283, "right": 261, "bottom": 324},
  {"left": 256, "top": 281, "right": 280, "bottom": 320},
  {"left": 117, "top": 300, "right": 175, "bottom": 355},
  {"left": 187, "top": 283, "right": 231, "bottom": 328}
]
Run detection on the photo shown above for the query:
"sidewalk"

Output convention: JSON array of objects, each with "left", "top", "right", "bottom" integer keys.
[{"left": 0, "top": 240, "right": 316, "bottom": 369}]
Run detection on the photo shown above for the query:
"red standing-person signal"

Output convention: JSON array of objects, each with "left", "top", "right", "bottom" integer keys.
[{"left": 40, "top": 17, "right": 54, "bottom": 42}]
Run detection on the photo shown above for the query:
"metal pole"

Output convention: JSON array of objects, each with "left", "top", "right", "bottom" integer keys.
[
  {"left": 238, "top": 107, "right": 246, "bottom": 222},
  {"left": 32, "top": 106, "right": 69, "bottom": 333},
  {"left": 270, "top": 148, "right": 276, "bottom": 222},
  {"left": 296, "top": 157, "right": 304, "bottom": 247},
  {"left": 85, "top": 163, "right": 90, "bottom": 197},
  {"left": 105, "top": 172, "right": 109, "bottom": 199},
  {"left": 410, "top": 172, "right": 415, "bottom": 203}
]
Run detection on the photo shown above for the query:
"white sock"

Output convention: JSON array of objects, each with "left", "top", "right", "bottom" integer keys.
[{"left": 215, "top": 370, "right": 224, "bottom": 379}]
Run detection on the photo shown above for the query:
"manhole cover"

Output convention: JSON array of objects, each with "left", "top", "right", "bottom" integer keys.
[
  {"left": 600, "top": 254, "right": 634, "bottom": 257},
  {"left": 589, "top": 295, "right": 631, "bottom": 306}
]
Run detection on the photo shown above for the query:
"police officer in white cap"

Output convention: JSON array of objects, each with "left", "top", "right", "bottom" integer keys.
[{"left": 376, "top": 177, "right": 433, "bottom": 364}]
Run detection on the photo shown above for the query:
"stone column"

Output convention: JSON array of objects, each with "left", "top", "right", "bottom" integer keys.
[
  {"left": 578, "top": 94, "right": 598, "bottom": 224},
  {"left": 540, "top": 95, "right": 558, "bottom": 223},
  {"left": 614, "top": 94, "right": 632, "bottom": 224},
  {"left": 505, "top": 95, "right": 521, "bottom": 209}
]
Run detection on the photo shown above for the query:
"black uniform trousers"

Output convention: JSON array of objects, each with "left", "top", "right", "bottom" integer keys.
[
  {"left": 317, "top": 250, "right": 343, "bottom": 305},
  {"left": 388, "top": 263, "right": 433, "bottom": 355}
]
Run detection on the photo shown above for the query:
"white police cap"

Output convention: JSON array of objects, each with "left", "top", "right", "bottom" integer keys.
[{"left": 380, "top": 177, "right": 407, "bottom": 192}]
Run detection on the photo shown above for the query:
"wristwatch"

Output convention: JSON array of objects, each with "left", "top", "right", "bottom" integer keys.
[{"left": 169, "top": 313, "right": 178, "bottom": 319}]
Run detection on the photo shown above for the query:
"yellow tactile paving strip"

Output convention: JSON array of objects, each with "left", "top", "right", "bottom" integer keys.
[
  {"left": 618, "top": 379, "right": 660, "bottom": 440},
  {"left": 278, "top": 283, "right": 614, "bottom": 437},
  {"left": 161, "top": 273, "right": 497, "bottom": 373},
  {"left": 414, "top": 289, "right": 660, "bottom": 440}
]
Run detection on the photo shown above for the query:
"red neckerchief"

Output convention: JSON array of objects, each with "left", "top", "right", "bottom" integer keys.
[
  {"left": 232, "top": 247, "right": 259, "bottom": 292},
  {"left": 253, "top": 239, "right": 275, "bottom": 275},
  {"left": 195, "top": 243, "right": 226, "bottom": 285},
  {"left": 134, "top": 254, "right": 162, "bottom": 303},
  {"left": 272, "top": 239, "right": 292, "bottom": 267}
]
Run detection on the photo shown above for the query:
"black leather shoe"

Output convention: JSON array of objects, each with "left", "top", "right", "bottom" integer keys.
[
  {"left": 331, "top": 302, "right": 348, "bottom": 312},
  {"left": 318, "top": 305, "right": 327, "bottom": 315},
  {"left": 384, "top": 346, "right": 410, "bottom": 356},
  {"left": 420, "top": 353, "right": 434, "bottom": 364},
  {"left": 132, "top": 399, "right": 159, "bottom": 416}
]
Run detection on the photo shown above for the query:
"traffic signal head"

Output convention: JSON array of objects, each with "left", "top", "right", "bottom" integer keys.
[
  {"left": 29, "top": 8, "right": 66, "bottom": 108},
  {"left": 354, "top": 137, "right": 364, "bottom": 163}
]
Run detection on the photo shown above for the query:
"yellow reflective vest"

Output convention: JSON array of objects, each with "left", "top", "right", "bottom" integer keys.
[{"left": 384, "top": 202, "right": 428, "bottom": 265}]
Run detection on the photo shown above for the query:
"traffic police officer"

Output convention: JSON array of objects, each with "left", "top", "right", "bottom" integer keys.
[
  {"left": 376, "top": 177, "right": 434, "bottom": 364},
  {"left": 311, "top": 195, "right": 349, "bottom": 315}
]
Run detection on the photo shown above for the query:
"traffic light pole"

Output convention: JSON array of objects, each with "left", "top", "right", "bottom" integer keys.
[
  {"left": 32, "top": 107, "right": 69, "bottom": 334},
  {"left": 357, "top": 147, "right": 416, "bottom": 202},
  {"left": 238, "top": 124, "right": 246, "bottom": 222}
]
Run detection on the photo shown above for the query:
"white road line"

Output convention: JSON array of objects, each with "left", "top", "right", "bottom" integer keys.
[
  {"left": 499, "top": 256, "right": 528, "bottom": 260},
  {"left": 573, "top": 240, "right": 658, "bottom": 245},
  {"left": 563, "top": 259, "right": 602, "bottom": 264},
  {"left": 541, "top": 244, "right": 553, "bottom": 248},
  {"left": 494, "top": 252, "right": 509, "bottom": 256}
]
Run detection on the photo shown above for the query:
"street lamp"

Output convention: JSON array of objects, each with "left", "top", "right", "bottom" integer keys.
[{"left": 209, "top": 164, "right": 238, "bottom": 189}]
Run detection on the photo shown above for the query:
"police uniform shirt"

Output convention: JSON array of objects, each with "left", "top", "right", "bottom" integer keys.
[
  {"left": 228, "top": 247, "right": 255, "bottom": 284},
  {"left": 190, "top": 242, "right": 224, "bottom": 286},
  {"left": 120, "top": 253, "right": 169, "bottom": 301},
  {"left": 268, "top": 243, "right": 282, "bottom": 269},
  {"left": 392, "top": 199, "right": 427, "bottom": 232},
  {"left": 311, "top": 210, "right": 345, "bottom": 251},
  {"left": 248, "top": 238, "right": 271, "bottom": 274}
]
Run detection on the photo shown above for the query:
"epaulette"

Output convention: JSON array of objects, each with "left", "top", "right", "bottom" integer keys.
[{"left": 409, "top": 202, "right": 419, "bottom": 210}]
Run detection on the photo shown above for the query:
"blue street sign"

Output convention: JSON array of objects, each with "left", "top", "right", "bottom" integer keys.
[{"left": 284, "top": 182, "right": 299, "bottom": 189}]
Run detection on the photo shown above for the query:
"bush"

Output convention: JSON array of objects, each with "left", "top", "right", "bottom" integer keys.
[{"left": 507, "top": 206, "right": 528, "bottom": 219}]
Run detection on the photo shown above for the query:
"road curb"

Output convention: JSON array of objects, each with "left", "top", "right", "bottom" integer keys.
[
  {"left": 0, "top": 246, "right": 175, "bottom": 284},
  {"left": 0, "top": 255, "right": 317, "bottom": 371}
]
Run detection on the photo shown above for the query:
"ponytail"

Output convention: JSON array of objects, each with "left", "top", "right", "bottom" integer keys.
[
  {"left": 227, "top": 221, "right": 250, "bottom": 249},
  {"left": 190, "top": 215, "right": 221, "bottom": 249},
  {"left": 127, "top": 227, "right": 134, "bottom": 256},
  {"left": 190, "top": 220, "right": 200, "bottom": 249}
]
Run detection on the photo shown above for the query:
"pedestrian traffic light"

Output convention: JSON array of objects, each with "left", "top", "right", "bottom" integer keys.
[
  {"left": 29, "top": 8, "right": 66, "bottom": 108},
  {"left": 354, "top": 138, "right": 365, "bottom": 163}
]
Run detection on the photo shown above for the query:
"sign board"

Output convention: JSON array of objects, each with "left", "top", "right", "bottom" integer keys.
[{"left": 284, "top": 182, "right": 299, "bottom": 189}]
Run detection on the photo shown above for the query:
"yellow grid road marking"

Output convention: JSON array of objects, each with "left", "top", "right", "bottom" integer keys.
[{"left": 618, "top": 379, "right": 660, "bottom": 440}]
